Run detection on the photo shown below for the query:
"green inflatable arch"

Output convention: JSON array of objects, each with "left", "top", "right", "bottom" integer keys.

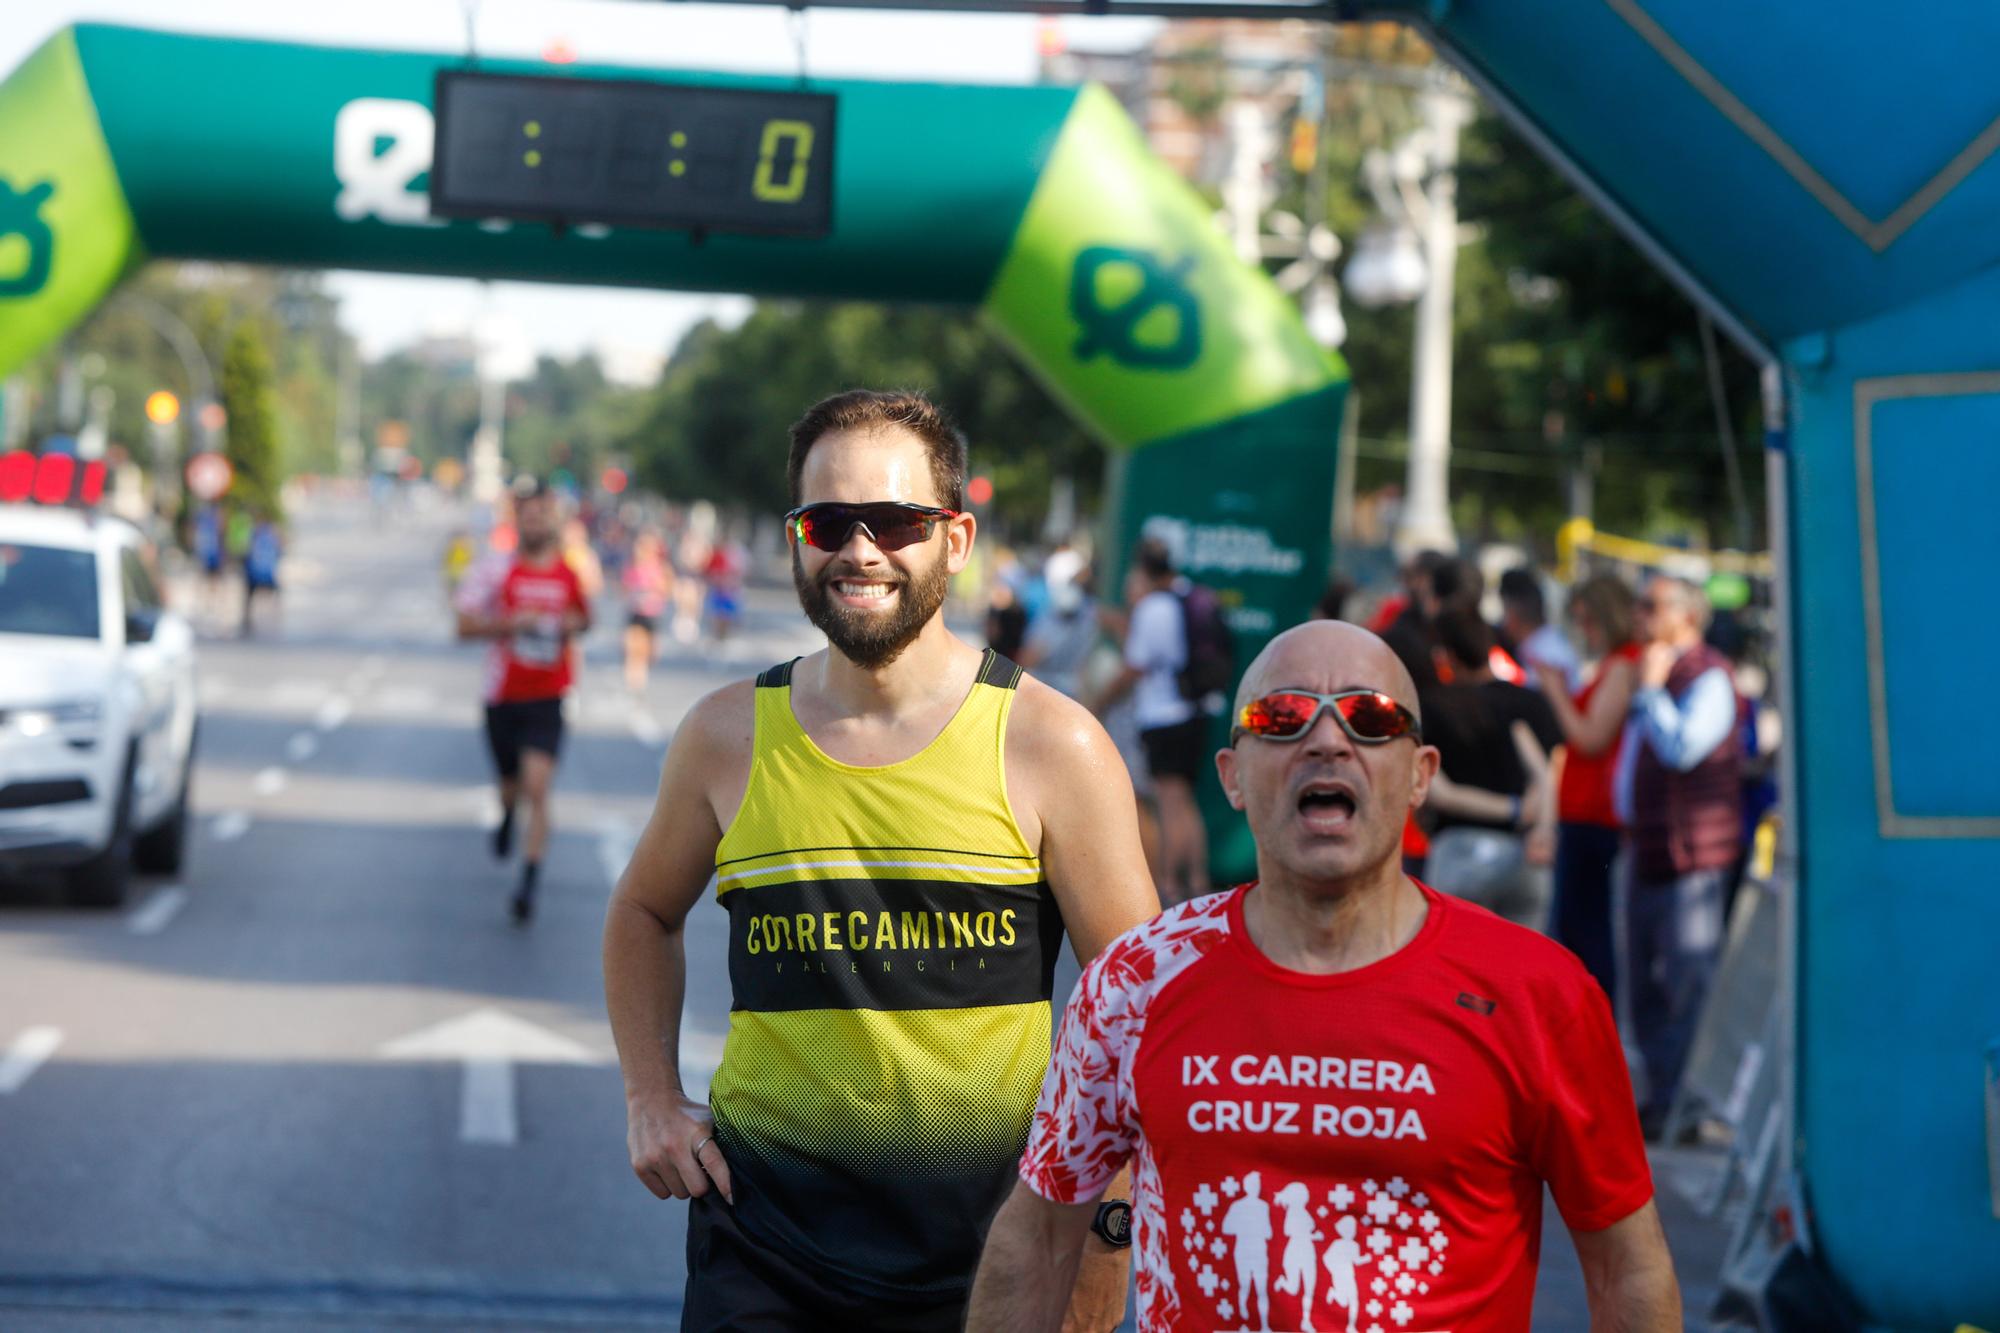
[{"left": 0, "top": 24, "right": 1349, "bottom": 873}]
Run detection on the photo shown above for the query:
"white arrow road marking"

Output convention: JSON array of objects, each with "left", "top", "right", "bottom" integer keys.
[
  {"left": 381, "top": 1009, "right": 605, "bottom": 1146},
  {"left": 252, "top": 767, "right": 288, "bottom": 797},
  {"left": 315, "top": 696, "right": 352, "bottom": 732},
  {"left": 210, "top": 811, "right": 253, "bottom": 842},
  {"left": 285, "top": 731, "right": 320, "bottom": 763},
  {"left": 128, "top": 886, "right": 188, "bottom": 936},
  {"left": 0, "top": 1027, "right": 63, "bottom": 1094}
]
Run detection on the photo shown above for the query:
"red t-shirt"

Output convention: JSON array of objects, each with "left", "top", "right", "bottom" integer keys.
[
  {"left": 455, "top": 553, "right": 589, "bottom": 704},
  {"left": 1020, "top": 883, "right": 1650, "bottom": 1333},
  {"left": 1556, "top": 642, "right": 1643, "bottom": 828}
]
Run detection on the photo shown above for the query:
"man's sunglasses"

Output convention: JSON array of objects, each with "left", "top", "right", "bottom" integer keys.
[
  {"left": 784, "top": 502, "right": 960, "bottom": 553},
  {"left": 1231, "top": 689, "right": 1423, "bottom": 746}
]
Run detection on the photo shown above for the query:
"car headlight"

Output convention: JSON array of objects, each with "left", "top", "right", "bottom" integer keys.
[{"left": 3, "top": 700, "right": 102, "bottom": 739}]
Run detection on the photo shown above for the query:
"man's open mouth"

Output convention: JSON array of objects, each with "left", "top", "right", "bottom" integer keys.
[{"left": 1296, "top": 780, "right": 1358, "bottom": 833}]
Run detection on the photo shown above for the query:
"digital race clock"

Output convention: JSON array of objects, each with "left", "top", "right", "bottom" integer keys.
[{"left": 430, "top": 70, "right": 836, "bottom": 238}]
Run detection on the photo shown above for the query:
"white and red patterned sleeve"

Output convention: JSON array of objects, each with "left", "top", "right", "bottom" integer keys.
[
  {"left": 1019, "top": 940, "right": 1146, "bottom": 1204},
  {"left": 1019, "top": 897, "right": 1232, "bottom": 1206}
]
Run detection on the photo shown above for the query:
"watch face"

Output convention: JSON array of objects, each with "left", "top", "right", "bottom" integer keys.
[{"left": 1099, "top": 1201, "right": 1133, "bottom": 1245}]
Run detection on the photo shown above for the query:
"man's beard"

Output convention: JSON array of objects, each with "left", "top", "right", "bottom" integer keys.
[{"left": 793, "top": 549, "right": 951, "bottom": 670}]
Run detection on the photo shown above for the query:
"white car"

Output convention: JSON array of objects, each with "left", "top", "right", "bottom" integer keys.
[{"left": 0, "top": 503, "right": 198, "bottom": 906}]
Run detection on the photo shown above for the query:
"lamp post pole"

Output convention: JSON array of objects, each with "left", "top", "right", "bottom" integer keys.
[
  {"left": 110, "top": 294, "right": 218, "bottom": 511},
  {"left": 1393, "top": 85, "right": 1469, "bottom": 558}
]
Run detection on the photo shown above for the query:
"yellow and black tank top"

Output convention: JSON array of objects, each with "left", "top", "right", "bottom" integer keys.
[{"left": 708, "top": 650, "right": 1064, "bottom": 1299}]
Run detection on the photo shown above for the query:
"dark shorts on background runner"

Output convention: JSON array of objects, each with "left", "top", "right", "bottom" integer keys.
[
  {"left": 682, "top": 1194, "right": 966, "bottom": 1333},
  {"left": 483, "top": 698, "right": 565, "bottom": 779},
  {"left": 626, "top": 611, "right": 659, "bottom": 633},
  {"left": 1140, "top": 715, "right": 1208, "bottom": 782}
]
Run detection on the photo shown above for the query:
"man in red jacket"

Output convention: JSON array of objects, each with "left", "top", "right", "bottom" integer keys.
[{"left": 968, "top": 619, "right": 1680, "bottom": 1332}]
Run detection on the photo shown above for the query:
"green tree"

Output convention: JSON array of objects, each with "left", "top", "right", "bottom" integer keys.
[
  {"left": 619, "top": 303, "right": 1097, "bottom": 538},
  {"left": 1266, "top": 61, "right": 1765, "bottom": 554},
  {"left": 220, "top": 322, "right": 283, "bottom": 520}
]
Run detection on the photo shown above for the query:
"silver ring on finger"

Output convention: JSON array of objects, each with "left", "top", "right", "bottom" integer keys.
[{"left": 692, "top": 1135, "right": 714, "bottom": 1158}]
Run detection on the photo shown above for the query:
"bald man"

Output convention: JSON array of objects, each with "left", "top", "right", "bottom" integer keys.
[{"left": 968, "top": 622, "right": 1681, "bottom": 1333}]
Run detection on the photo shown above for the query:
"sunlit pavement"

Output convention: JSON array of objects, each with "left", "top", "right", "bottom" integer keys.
[{"left": 0, "top": 493, "right": 1730, "bottom": 1329}]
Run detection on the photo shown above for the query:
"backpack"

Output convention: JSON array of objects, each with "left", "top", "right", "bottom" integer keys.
[{"left": 1174, "top": 582, "right": 1234, "bottom": 705}]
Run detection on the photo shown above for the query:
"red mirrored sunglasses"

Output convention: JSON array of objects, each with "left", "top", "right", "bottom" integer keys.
[{"left": 1232, "top": 689, "right": 1423, "bottom": 746}]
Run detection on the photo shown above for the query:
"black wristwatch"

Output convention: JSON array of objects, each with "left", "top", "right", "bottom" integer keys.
[{"left": 1090, "top": 1199, "right": 1133, "bottom": 1248}]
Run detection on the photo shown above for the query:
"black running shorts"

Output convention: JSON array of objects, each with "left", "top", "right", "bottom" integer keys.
[
  {"left": 681, "top": 1194, "right": 967, "bottom": 1333},
  {"left": 1140, "top": 714, "right": 1209, "bottom": 783},
  {"left": 483, "top": 698, "right": 565, "bottom": 780}
]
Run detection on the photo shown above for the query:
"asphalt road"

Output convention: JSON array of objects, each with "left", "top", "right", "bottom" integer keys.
[{"left": 0, "top": 493, "right": 1733, "bottom": 1330}]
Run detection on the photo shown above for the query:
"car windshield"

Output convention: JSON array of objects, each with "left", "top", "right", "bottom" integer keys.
[{"left": 0, "top": 542, "right": 100, "bottom": 639}]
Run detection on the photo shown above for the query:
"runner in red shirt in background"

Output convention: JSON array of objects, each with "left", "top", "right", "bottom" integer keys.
[
  {"left": 456, "top": 478, "right": 592, "bottom": 925},
  {"left": 969, "top": 619, "right": 1678, "bottom": 1333}
]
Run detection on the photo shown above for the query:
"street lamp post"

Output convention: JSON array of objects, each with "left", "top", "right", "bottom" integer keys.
[
  {"left": 1341, "top": 77, "right": 1474, "bottom": 558},
  {"left": 110, "top": 293, "right": 220, "bottom": 511},
  {"left": 1397, "top": 86, "right": 1469, "bottom": 557}
]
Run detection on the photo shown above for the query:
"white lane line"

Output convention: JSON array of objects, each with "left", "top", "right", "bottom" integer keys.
[
  {"left": 210, "top": 811, "right": 253, "bottom": 842},
  {"left": 0, "top": 1027, "right": 63, "bottom": 1094},
  {"left": 378, "top": 685, "right": 435, "bottom": 713},
  {"left": 252, "top": 767, "right": 288, "bottom": 797},
  {"left": 464, "top": 1059, "right": 517, "bottom": 1145},
  {"left": 285, "top": 731, "right": 320, "bottom": 764},
  {"left": 128, "top": 886, "right": 188, "bottom": 936},
  {"left": 314, "top": 696, "right": 351, "bottom": 732},
  {"left": 628, "top": 709, "right": 665, "bottom": 748}
]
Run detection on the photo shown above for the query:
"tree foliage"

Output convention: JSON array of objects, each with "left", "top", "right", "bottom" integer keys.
[
  {"left": 359, "top": 348, "right": 647, "bottom": 486},
  {"left": 220, "top": 322, "right": 283, "bottom": 520},
  {"left": 12, "top": 265, "right": 346, "bottom": 487},
  {"left": 1319, "top": 106, "right": 1765, "bottom": 551},
  {"left": 617, "top": 303, "right": 1099, "bottom": 537}
]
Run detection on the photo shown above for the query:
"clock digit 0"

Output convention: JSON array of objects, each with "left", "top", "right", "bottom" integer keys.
[{"left": 752, "top": 119, "right": 815, "bottom": 203}]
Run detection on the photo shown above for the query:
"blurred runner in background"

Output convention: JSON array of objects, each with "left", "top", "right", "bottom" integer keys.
[
  {"left": 622, "top": 530, "right": 674, "bottom": 693},
  {"left": 454, "top": 478, "right": 592, "bottom": 925},
  {"left": 703, "top": 532, "right": 747, "bottom": 642},
  {"left": 240, "top": 513, "right": 283, "bottom": 638},
  {"left": 194, "top": 502, "right": 227, "bottom": 622}
]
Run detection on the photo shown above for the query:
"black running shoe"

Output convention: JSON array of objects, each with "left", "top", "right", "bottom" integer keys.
[
  {"left": 492, "top": 806, "right": 516, "bottom": 860},
  {"left": 511, "top": 862, "right": 541, "bottom": 926}
]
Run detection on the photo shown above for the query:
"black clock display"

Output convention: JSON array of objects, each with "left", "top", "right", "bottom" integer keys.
[{"left": 430, "top": 70, "right": 836, "bottom": 238}]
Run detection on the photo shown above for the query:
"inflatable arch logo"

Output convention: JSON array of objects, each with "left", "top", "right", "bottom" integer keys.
[{"left": 0, "top": 179, "right": 55, "bottom": 298}]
